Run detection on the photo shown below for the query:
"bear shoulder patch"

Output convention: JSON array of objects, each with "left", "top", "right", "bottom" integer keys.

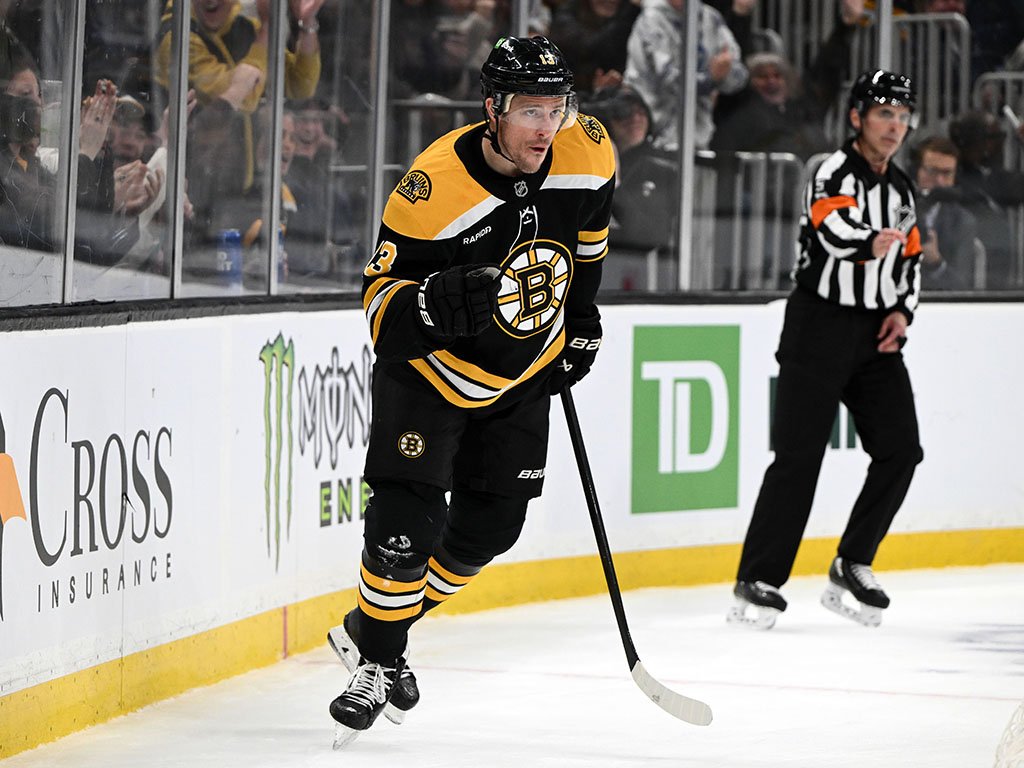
[
  {"left": 577, "top": 114, "right": 605, "bottom": 144},
  {"left": 397, "top": 170, "right": 432, "bottom": 203}
]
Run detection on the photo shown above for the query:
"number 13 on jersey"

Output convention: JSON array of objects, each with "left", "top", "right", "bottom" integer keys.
[{"left": 365, "top": 241, "right": 397, "bottom": 276}]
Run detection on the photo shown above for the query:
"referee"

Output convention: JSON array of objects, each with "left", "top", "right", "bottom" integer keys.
[{"left": 729, "top": 70, "right": 925, "bottom": 630}]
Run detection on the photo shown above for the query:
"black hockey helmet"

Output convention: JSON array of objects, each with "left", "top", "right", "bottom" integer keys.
[
  {"left": 848, "top": 69, "right": 919, "bottom": 128},
  {"left": 480, "top": 36, "right": 576, "bottom": 123}
]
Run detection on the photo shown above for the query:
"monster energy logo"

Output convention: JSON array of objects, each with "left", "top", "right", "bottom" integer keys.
[
  {"left": 260, "top": 334, "right": 295, "bottom": 570},
  {"left": 297, "top": 346, "right": 372, "bottom": 469}
]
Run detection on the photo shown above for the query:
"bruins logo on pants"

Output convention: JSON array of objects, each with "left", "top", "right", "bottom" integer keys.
[
  {"left": 398, "top": 432, "right": 425, "bottom": 458},
  {"left": 494, "top": 239, "right": 572, "bottom": 338}
]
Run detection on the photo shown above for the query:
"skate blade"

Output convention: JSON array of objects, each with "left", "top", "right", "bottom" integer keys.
[
  {"left": 384, "top": 704, "right": 406, "bottom": 725},
  {"left": 726, "top": 599, "right": 780, "bottom": 630},
  {"left": 332, "top": 723, "right": 362, "bottom": 750},
  {"left": 327, "top": 626, "right": 359, "bottom": 672},
  {"left": 821, "top": 584, "right": 883, "bottom": 627}
]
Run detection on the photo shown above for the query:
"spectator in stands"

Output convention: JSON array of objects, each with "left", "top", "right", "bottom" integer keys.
[
  {"left": 0, "top": 58, "right": 52, "bottom": 249},
  {"left": 82, "top": 0, "right": 155, "bottom": 98},
  {"left": 292, "top": 98, "right": 336, "bottom": 162},
  {"left": 108, "top": 98, "right": 163, "bottom": 224},
  {"left": 385, "top": 0, "right": 503, "bottom": 158},
  {"left": 154, "top": 0, "right": 322, "bottom": 281},
  {"left": 154, "top": 0, "right": 323, "bottom": 193},
  {"left": 712, "top": 1, "right": 864, "bottom": 158},
  {"left": 399, "top": 0, "right": 501, "bottom": 103},
  {"left": 0, "top": 15, "right": 32, "bottom": 84},
  {"left": 711, "top": 53, "right": 830, "bottom": 159},
  {"left": 585, "top": 83, "right": 678, "bottom": 255},
  {"left": 949, "top": 108, "right": 1024, "bottom": 289},
  {"left": 388, "top": 0, "right": 440, "bottom": 99},
  {"left": 549, "top": 0, "right": 643, "bottom": 95},
  {"left": 114, "top": 92, "right": 199, "bottom": 274},
  {"left": 0, "top": 60, "right": 141, "bottom": 264},
  {"left": 408, "top": 0, "right": 550, "bottom": 92},
  {"left": 910, "top": 135, "right": 980, "bottom": 290},
  {"left": 234, "top": 104, "right": 298, "bottom": 283},
  {"left": 525, "top": 0, "right": 554, "bottom": 35},
  {"left": 75, "top": 81, "right": 156, "bottom": 266},
  {"left": 108, "top": 97, "right": 151, "bottom": 168},
  {"left": 624, "top": 0, "right": 748, "bottom": 151},
  {"left": 286, "top": 98, "right": 362, "bottom": 278},
  {"left": 968, "top": 1, "right": 1024, "bottom": 84},
  {"left": 705, "top": 0, "right": 756, "bottom": 60}
]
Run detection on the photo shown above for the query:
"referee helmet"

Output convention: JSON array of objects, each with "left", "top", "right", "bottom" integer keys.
[{"left": 848, "top": 70, "right": 919, "bottom": 130}]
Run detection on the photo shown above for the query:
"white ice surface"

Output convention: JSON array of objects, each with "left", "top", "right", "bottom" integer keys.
[{"left": 5, "top": 565, "right": 1023, "bottom": 768}]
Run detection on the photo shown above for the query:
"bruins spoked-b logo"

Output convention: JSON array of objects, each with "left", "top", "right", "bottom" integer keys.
[
  {"left": 494, "top": 239, "right": 572, "bottom": 338},
  {"left": 397, "top": 170, "right": 431, "bottom": 204},
  {"left": 398, "top": 432, "right": 425, "bottom": 458}
]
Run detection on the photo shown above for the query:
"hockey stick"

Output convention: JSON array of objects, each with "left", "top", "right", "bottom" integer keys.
[{"left": 560, "top": 389, "right": 713, "bottom": 726}]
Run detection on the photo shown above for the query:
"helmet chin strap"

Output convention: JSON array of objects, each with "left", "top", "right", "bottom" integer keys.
[{"left": 484, "top": 116, "right": 518, "bottom": 167}]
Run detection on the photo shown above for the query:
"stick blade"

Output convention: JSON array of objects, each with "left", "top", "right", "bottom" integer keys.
[{"left": 630, "top": 661, "right": 713, "bottom": 726}]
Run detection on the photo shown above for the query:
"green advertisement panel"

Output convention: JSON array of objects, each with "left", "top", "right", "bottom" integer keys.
[{"left": 632, "top": 326, "right": 740, "bottom": 513}]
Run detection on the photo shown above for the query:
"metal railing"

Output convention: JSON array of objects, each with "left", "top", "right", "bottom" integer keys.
[
  {"left": 689, "top": 151, "right": 806, "bottom": 291},
  {"left": 973, "top": 72, "right": 1024, "bottom": 286},
  {"left": 753, "top": 0, "right": 840, "bottom": 76},
  {"left": 755, "top": 7, "right": 972, "bottom": 144}
]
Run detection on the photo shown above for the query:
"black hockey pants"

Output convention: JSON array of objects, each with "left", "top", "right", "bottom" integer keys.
[{"left": 736, "top": 288, "right": 923, "bottom": 588}]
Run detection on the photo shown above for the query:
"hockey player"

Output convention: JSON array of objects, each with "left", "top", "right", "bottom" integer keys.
[
  {"left": 728, "top": 70, "right": 924, "bottom": 630},
  {"left": 327, "top": 36, "right": 615, "bottom": 747}
]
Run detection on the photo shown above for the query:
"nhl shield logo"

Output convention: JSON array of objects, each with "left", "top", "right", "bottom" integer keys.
[
  {"left": 397, "top": 170, "right": 431, "bottom": 204},
  {"left": 894, "top": 204, "right": 916, "bottom": 233},
  {"left": 514, "top": 180, "right": 528, "bottom": 198}
]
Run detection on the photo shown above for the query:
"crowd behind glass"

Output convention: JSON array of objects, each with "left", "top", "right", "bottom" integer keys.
[{"left": 0, "top": 0, "right": 1022, "bottom": 307}]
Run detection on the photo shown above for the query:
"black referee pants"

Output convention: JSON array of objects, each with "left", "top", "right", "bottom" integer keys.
[{"left": 737, "top": 288, "right": 923, "bottom": 588}]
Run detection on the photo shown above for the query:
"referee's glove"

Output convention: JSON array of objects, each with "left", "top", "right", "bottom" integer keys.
[
  {"left": 549, "top": 311, "right": 602, "bottom": 394},
  {"left": 417, "top": 264, "right": 501, "bottom": 339}
]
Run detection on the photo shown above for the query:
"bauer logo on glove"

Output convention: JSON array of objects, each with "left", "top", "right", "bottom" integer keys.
[
  {"left": 549, "top": 314, "right": 602, "bottom": 394},
  {"left": 416, "top": 264, "right": 502, "bottom": 341}
]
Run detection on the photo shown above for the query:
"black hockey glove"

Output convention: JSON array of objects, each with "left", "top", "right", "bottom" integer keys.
[
  {"left": 417, "top": 264, "right": 502, "bottom": 339},
  {"left": 549, "top": 313, "right": 602, "bottom": 394}
]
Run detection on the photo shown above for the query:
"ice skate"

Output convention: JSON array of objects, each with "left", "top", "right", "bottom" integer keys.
[
  {"left": 328, "top": 609, "right": 420, "bottom": 724},
  {"left": 727, "top": 580, "right": 788, "bottom": 629},
  {"left": 820, "top": 557, "right": 890, "bottom": 627},
  {"left": 330, "top": 657, "right": 406, "bottom": 749}
]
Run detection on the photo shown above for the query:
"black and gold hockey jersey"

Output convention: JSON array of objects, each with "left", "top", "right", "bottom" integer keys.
[
  {"left": 362, "top": 115, "right": 616, "bottom": 408},
  {"left": 796, "top": 138, "right": 923, "bottom": 321}
]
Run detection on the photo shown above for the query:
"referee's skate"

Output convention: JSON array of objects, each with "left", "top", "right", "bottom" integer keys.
[
  {"left": 820, "top": 557, "right": 890, "bottom": 627},
  {"left": 727, "top": 580, "right": 787, "bottom": 629}
]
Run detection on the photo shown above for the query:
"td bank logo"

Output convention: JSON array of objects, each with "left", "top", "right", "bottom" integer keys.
[
  {"left": 260, "top": 334, "right": 295, "bottom": 570},
  {"left": 632, "top": 326, "right": 739, "bottom": 513}
]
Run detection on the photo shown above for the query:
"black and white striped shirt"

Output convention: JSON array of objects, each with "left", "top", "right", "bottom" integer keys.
[{"left": 794, "top": 139, "right": 923, "bottom": 321}]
